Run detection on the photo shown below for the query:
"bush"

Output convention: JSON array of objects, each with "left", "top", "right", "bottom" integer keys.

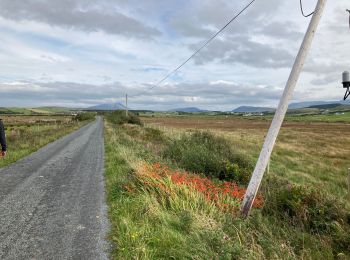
[
  {"left": 105, "top": 110, "right": 142, "bottom": 126},
  {"left": 143, "top": 128, "right": 166, "bottom": 143},
  {"left": 163, "top": 131, "right": 252, "bottom": 183},
  {"left": 263, "top": 179, "right": 350, "bottom": 234},
  {"left": 74, "top": 112, "right": 96, "bottom": 121}
]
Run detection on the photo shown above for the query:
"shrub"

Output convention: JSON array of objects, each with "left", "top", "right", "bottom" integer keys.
[
  {"left": 105, "top": 110, "right": 142, "bottom": 126},
  {"left": 163, "top": 131, "right": 252, "bottom": 183},
  {"left": 74, "top": 112, "right": 96, "bottom": 121},
  {"left": 143, "top": 128, "right": 166, "bottom": 143},
  {"left": 263, "top": 179, "right": 350, "bottom": 235}
]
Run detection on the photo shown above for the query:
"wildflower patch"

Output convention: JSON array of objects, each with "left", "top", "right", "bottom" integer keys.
[{"left": 132, "top": 163, "right": 263, "bottom": 214}]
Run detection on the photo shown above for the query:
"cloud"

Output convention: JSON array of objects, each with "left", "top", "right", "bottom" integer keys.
[
  {"left": 0, "top": 0, "right": 161, "bottom": 39},
  {"left": 0, "top": 80, "right": 284, "bottom": 110},
  {"left": 0, "top": 0, "right": 348, "bottom": 109}
]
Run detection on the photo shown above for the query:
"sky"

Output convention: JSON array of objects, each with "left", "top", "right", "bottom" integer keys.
[{"left": 0, "top": 0, "right": 349, "bottom": 110}]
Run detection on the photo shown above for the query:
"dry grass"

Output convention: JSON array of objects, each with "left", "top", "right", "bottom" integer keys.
[{"left": 142, "top": 116, "right": 350, "bottom": 204}]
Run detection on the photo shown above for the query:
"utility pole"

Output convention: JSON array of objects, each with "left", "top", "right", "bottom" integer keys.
[
  {"left": 241, "top": 0, "right": 327, "bottom": 218},
  {"left": 125, "top": 93, "right": 128, "bottom": 117},
  {"left": 347, "top": 168, "right": 350, "bottom": 195}
]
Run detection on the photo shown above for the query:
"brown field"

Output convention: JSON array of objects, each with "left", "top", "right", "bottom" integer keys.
[
  {"left": 1, "top": 115, "right": 73, "bottom": 127},
  {"left": 142, "top": 116, "right": 350, "bottom": 133}
]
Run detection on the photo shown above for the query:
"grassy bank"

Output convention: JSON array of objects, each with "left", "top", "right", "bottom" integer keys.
[
  {"left": 0, "top": 114, "right": 94, "bottom": 168},
  {"left": 104, "top": 113, "right": 350, "bottom": 259}
]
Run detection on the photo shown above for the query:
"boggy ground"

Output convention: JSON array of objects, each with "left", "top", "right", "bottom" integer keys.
[{"left": 142, "top": 115, "right": 350, "bottom": 200}]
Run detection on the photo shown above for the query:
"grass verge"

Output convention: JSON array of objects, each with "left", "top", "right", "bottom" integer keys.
[{"left": 104, "top": 118, "right": 350, "bottom": 259}]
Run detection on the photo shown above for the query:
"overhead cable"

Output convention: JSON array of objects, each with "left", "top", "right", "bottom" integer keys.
[{"left": 299, "top": 0, "right": 315, "bottom": 17}]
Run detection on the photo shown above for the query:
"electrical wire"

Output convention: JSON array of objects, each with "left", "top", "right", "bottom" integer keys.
[
  {"left": 299, "top": 0, "right": 315, "bottom": 17},
  {"left": 130, "top": 0, "right": 256, "bottom": 98}
]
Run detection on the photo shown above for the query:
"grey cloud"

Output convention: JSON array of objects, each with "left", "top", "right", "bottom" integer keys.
[
  {"left": 0, "top": 80, "right": 284, "bottom": 110},
  {"left": 257, "top": 22, "right": 303, "bottom": 40},
  {"left": 0, "top": 0, "right": 160, "bottom": 38},
  {"left": 304, "top": 61, "right": 348, "bottom": 87},
  {"left": 310, "top": 74, "right": 340, "bottom": 86},
  {"left": 168, "top": 0, "right": 298, "bottom": 69},
  {"left": 192, "top": 36, "right": 294, "bottom": 68}
]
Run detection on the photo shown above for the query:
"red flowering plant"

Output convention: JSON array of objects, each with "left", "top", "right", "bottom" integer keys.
[{"left": 130, "top": 162, "right": 263, "bottom": 214}]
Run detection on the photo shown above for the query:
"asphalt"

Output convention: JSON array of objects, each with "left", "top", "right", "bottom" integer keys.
[{"left": 0, "top": 117, "right": 110, "bottom": 260}]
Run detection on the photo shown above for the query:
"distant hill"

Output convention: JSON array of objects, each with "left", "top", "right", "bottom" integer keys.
[
  {"left": 232, "top": 106, "right": 275, "bottom": 113},
  {"left": 86, "top": 103, "right": 126, "bottom": 111},
  {"left": 168, "top": 107, "right": 205, "bottom": 113},
  {"left": 289, "top": 100, "right": 349, "bottom": 109},
  {"left": 308, "top": 103, "right": 342, "bottom": 109}
]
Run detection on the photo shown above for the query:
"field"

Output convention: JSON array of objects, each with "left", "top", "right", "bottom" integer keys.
[
  {"left": 0, "top": 106, "right": 80, "bottom": 115},
  {"left": 0, "top": 114, "right": 94, "bottom": 168},
  {"left": 104, "top": 112, "right": 350, "bottom": 259},
  {"left": 142, "top": 115, "right": 350, "bottom": 198}
]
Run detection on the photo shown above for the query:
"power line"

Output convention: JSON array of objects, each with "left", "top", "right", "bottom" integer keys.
[
  {"left": 130, "top": 0, "right": 257, "bottom": 98},
  {"left": 300, "top": 0, "right": 315, "bottom": 17}
]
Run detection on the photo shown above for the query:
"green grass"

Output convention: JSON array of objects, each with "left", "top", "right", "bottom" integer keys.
[
  {"left": 104, "top": 117, "right": 350, "bottom": 259},
  {"left": 0, "top": 116, "right": 92, "bottom": 168}
]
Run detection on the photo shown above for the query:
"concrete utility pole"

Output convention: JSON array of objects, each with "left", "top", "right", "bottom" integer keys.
[
  {"left": 125, "top": 93, "right": 128, "bottom": 117},
  {"left": 241, "top": 0, "right": 327, "bottom": 218}
]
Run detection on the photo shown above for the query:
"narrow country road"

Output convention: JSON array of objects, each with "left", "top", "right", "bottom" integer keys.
[{"left": 0, "top": 117, "right": 109, "bottom": 260}]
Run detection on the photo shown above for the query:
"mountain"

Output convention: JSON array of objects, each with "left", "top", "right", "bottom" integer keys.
[
  {"left": 86, "top": 103, "right": 126, "bottom": 111},
  {"left": 289, "top": 100, "right": 349, "bottom": 109},
  {"left": 308, "top": 103, "right": 343, "bottom": 109},
  {"left": 289, "top": 101, "right": 334, "bottom": 109},
  {"left": 232, "top": 106, "right": 275, "bottom": 113},
  {"left": 168, "top": 107, "right": 205, "bottom": 113}
]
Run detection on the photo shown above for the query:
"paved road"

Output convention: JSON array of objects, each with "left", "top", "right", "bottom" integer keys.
[{"left": 0, "top": 117, "right": 109, "bottom": 260}]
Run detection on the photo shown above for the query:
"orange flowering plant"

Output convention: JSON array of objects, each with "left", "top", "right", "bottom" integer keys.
[{"left": 129, "top": 162, "right": 263, "bottom": 214}]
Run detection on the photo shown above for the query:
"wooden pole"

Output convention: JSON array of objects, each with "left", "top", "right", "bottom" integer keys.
[
  {"left": 241, "top": 0, "right": 327, "bottom": 218},
  {"left": 125, "top": 94, "right": 128, "bottom": 117},
  {"left": 348, "top": 168, "right": 350, "bottom": 195}
]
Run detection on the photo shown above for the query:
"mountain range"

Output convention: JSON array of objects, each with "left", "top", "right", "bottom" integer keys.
[{"left": 83, "top": 100, "right": 350, "bottom": 113}]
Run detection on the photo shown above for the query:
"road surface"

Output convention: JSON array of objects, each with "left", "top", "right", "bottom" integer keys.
[{"left": 0, "top": 117, "right": 109, "bottom": 260}]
